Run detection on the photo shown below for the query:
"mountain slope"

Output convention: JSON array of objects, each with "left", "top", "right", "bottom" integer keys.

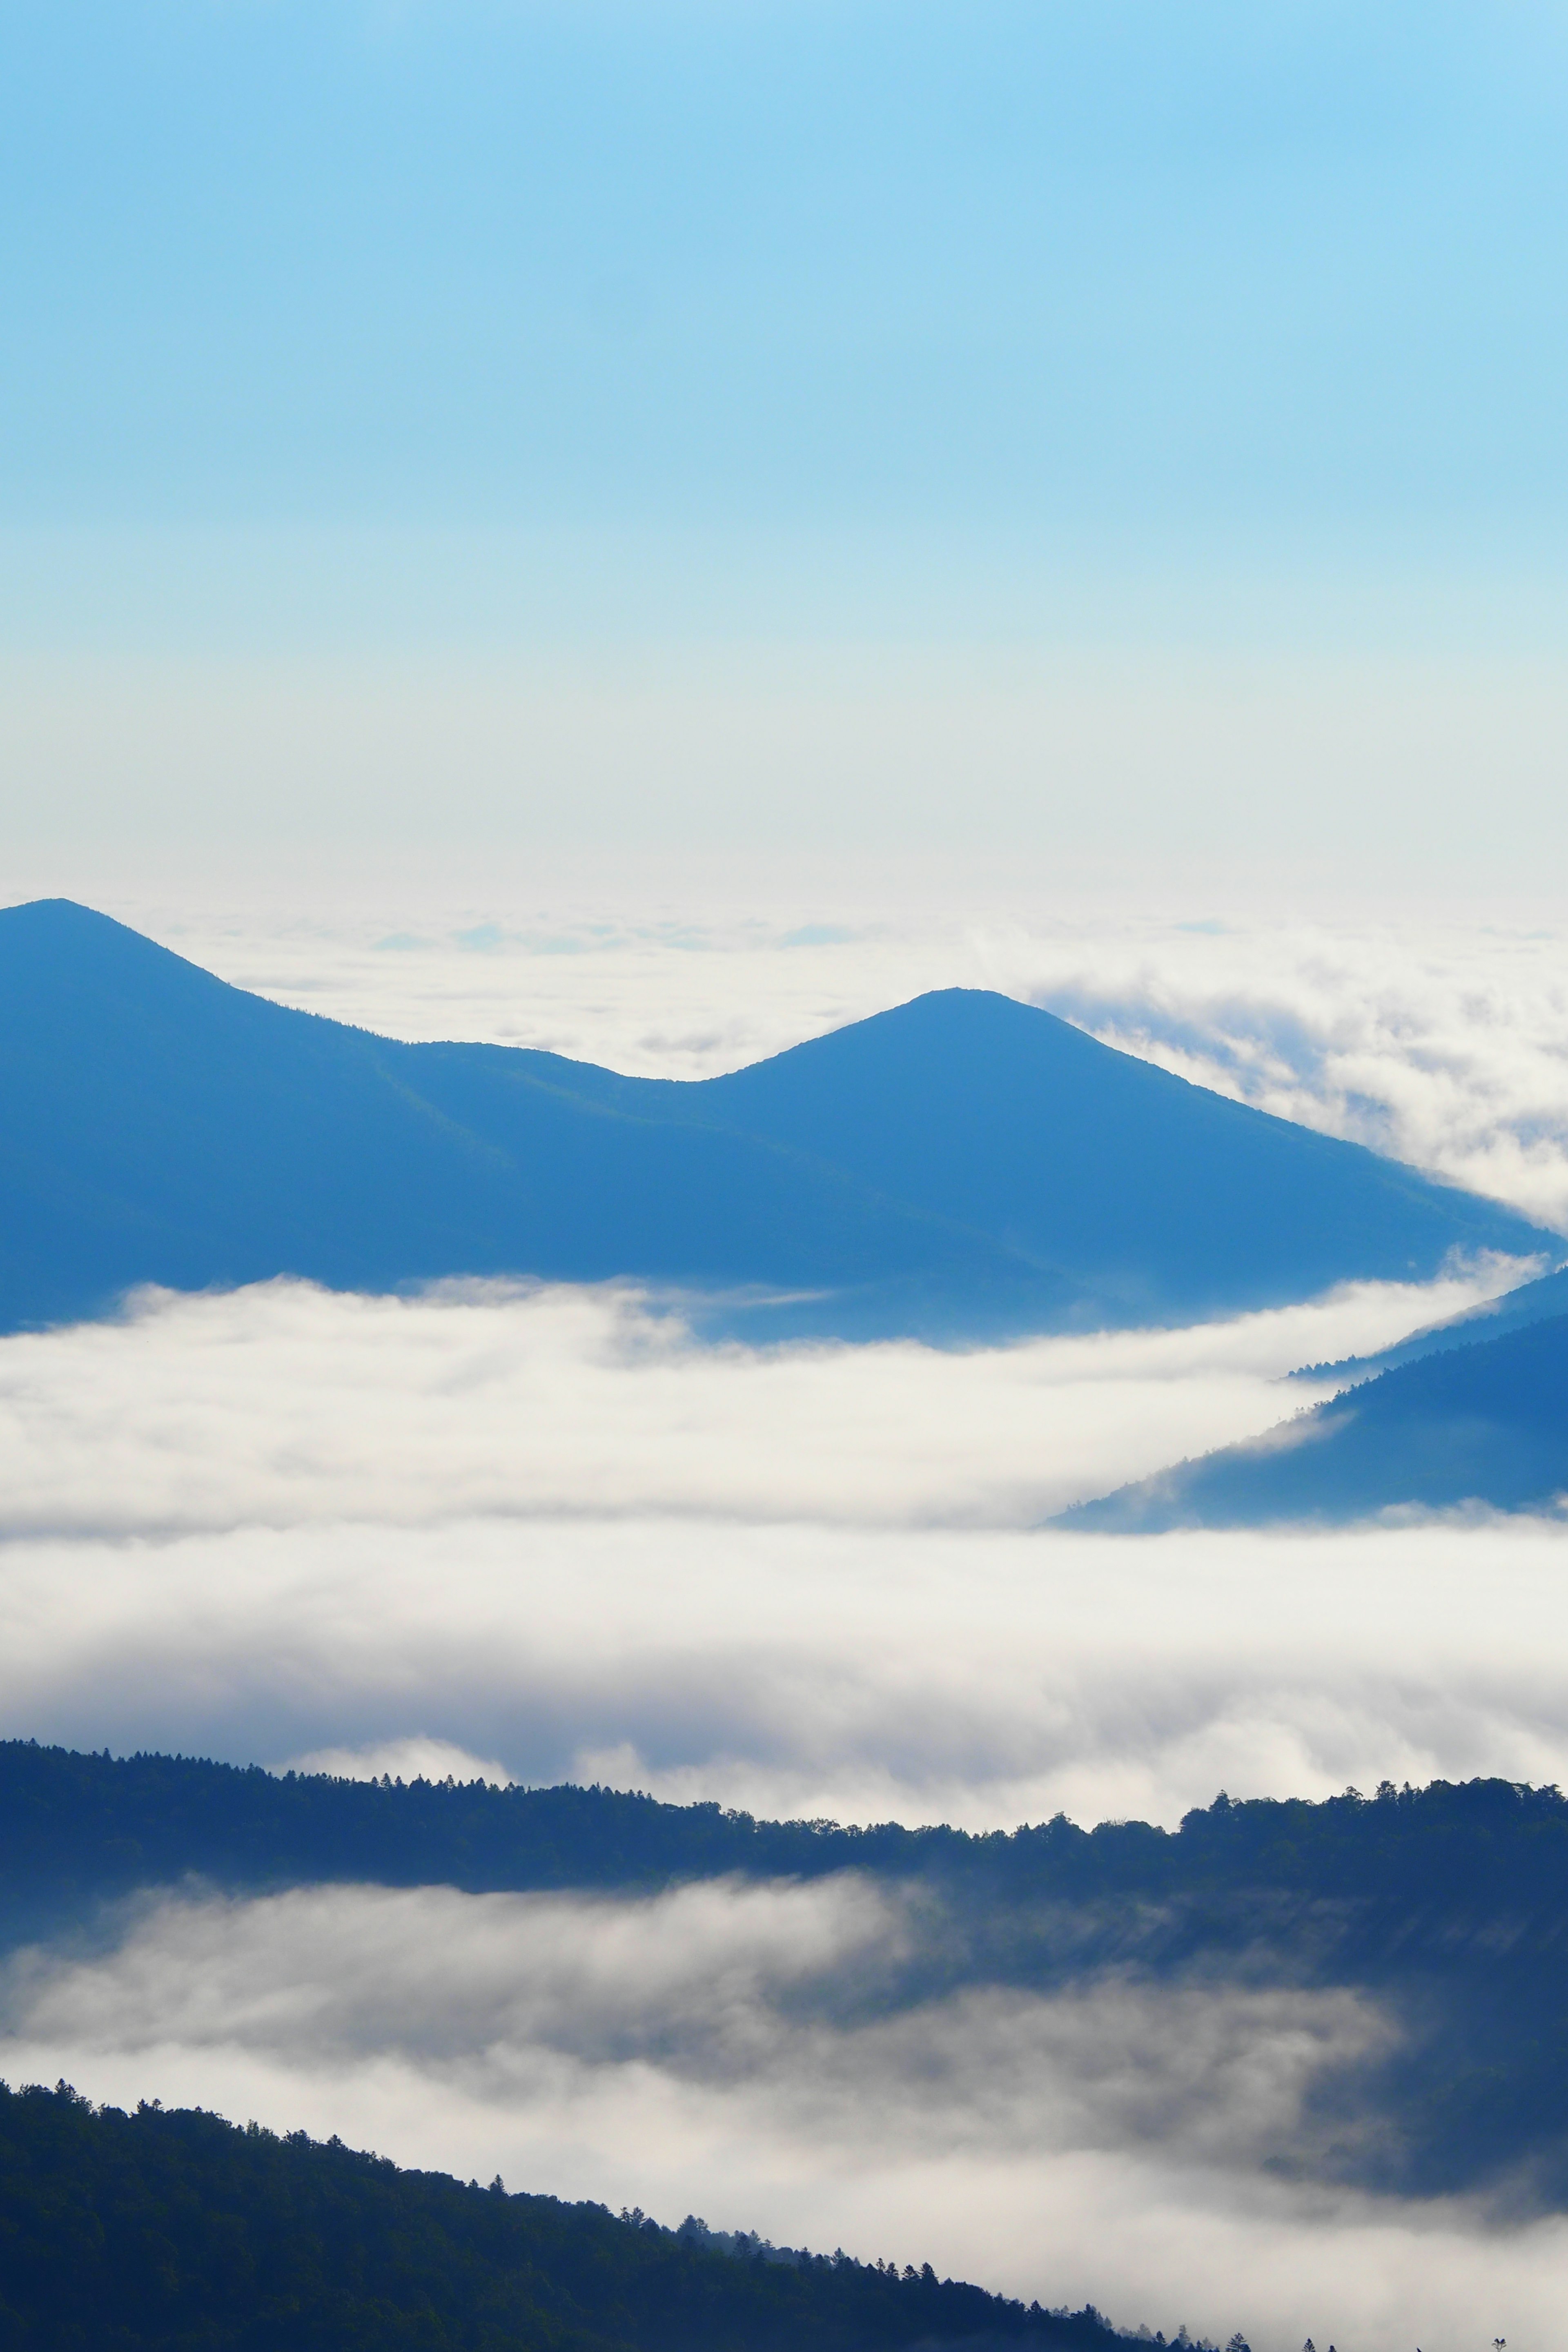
[
  {"left": 6, "top": 1738, "right": 1567, "bottom": 1925},
  {"left": 1062, "top": 1310, "right": 1568, "bottom": 1528},
  {"left": 0, "top": 898, "right": 1553, "bottom": 1339},
  {"left": 1290, "top": 1257, "right": 1568, "bottom": 1385},
  {"left": 0, "top": 2085, "right": 1150, "bottom": 2352}
]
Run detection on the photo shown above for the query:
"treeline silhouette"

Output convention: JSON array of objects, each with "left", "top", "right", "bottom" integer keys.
[
  {"left": 0, "top": 2082, "right": 1177, "bottom": 2352},
  {"left": 2, "top": 1739, "right": 1566, "bottom": 1920}
]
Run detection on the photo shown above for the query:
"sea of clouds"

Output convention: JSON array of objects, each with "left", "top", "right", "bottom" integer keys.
[
  {"left": 2, "top": 1267, "right": 1562, "bottom": 1826},
  {"left": 2, "top": 905, "right": 1566, "bottom": 2350},
  {"left": 0, "top": 1265, "right": 1564, "bottom": 2349}
]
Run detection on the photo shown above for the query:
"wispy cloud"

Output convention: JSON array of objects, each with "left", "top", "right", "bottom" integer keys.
[
  {"left": 993, "top": 922, "right": 1568, "bottom": 1232},
  {"left": 285, "top": 1735, "right": 514, "bottom": 1787}
]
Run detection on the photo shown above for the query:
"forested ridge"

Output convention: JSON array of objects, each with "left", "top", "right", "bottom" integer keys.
[
  {"left": 2, "top": 1739, "right": 1565, "bottom": 1917},
  {"left": 1064, "top": 1303, "right": 1568, "bottom": 1526},
  {"left": 0, "top": 2084, "right": 1173, "bottom": 2352}
]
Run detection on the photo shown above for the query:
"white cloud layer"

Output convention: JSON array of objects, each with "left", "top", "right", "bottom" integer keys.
[
  {"left": 0, "top": 1276, "right": 1564, "bottom": 1830},
  {"left": 10, "top": 1508, "right": 1568, "bottom": 1834},
  {"left": 0, "top": 1271, "right": 1511, "bottom": 1540},
  {"left": 1006, "top": 922, "right": 1568, "bottom": 1234},
  {"left": 0, "top": 1876, "right": 1553, "bottom": 2352},
  {"left": 285, "top": 1735, "right": 515, "bottom": 1787}
]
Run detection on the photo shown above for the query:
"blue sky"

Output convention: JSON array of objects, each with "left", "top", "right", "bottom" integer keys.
[
  {"left": 6, "top": 2, "right": 1568, "bottom": 899},
  {"left": 10, "top": 2, "right": 1568, "bottom": 549}
]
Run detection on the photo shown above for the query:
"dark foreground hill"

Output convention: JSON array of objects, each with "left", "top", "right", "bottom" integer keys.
[
  {"left": 10, "top": 1746, "right": 1568, "bottom": 2204},
  {"left": 1065, "top": 1308, "right": 1568, "bottom": 1528},
  {"left": 0, "top": 898, "right": 1552, "bottom": 1341},
  {"left": 0, "top": 2084, "right": 1156, "bottom": 2352}
]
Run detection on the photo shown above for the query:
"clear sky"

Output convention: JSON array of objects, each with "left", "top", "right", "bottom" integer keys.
[{"left": 6, "top": 1, "right": 1568, "bottom": 909}]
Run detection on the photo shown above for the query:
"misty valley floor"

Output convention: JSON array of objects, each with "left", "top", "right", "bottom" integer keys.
[{"left": 3, "top": 1754, "right": 1567, "bottom": 2352}]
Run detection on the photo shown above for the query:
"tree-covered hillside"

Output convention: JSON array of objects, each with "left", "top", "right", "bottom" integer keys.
[
  {"left": 1064, "top": 1307, "right": 1568, "bottom": 1527},
  {"left": 3, "top": 1739, "right": 1567, "bottom": 1926},
  {"left": 0, "top": 2083, "right": 1174, "bottom": 2352}
]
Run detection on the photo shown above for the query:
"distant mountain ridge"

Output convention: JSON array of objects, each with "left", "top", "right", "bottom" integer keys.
[
  {"left": 1063, "top": 1307, "right": 1568, "bottom": 1528},
  {"left": 1289, "top": 1256, "right": 1568, "bottom": 1385},
  {"left": 0, "top": 898, "right": 1553, "bottom": 1340},
  {"left": 4, "top": 1737, "right": 1563, "bottom": 1927}
]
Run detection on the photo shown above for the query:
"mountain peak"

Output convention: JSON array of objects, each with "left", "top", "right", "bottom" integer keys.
[{"left": 0, "top": 902, "right": 1554, "bottom": 1341}]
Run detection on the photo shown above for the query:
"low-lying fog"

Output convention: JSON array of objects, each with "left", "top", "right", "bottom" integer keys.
[
  {"left": 0, "top": 1270, "right": 1565, "bottom": 2345},
  {"left": 0, "top": 1267, "right": 1561, "bottom": 1826},
  {"left": 2, "top": 1875, "right": 1559, "bottom": 2352}
]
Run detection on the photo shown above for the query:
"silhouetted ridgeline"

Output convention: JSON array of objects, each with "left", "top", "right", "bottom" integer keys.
[
  {"left": 0, "top": 898, "right": 1551, "bottom": 1343},
  {"left": 4, "top": 1739, "right": 1567, "bottom": 1920},
  {"left": 0, "top": 2084, "right": 1172, "bottom": 2352}
]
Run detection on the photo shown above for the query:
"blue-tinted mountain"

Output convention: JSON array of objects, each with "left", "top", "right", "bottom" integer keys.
[
  {"left": 1289, "top": 1256, "right": 1568, "bottom": 1385},
  {"left": 0, "top": 897, "right": 1555, "bottom": 1339},
  {"left": 1063, "top": 1309, "right": 1568, "bottom": 1529}
]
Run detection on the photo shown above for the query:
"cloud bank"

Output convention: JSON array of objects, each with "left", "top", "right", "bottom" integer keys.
[
  {"left": 0, "top": 1192, "right": 1555, "bottom": 2345},
  {"left": 0, "top": 1272, "right": 1507, "bottom": 1540},
  {"left": 9, "top": 1509, "right": 1568, "bottom": 1835},
  {"left": 0, "top": 1276, "right": 1563, "bottom": 1829}
]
